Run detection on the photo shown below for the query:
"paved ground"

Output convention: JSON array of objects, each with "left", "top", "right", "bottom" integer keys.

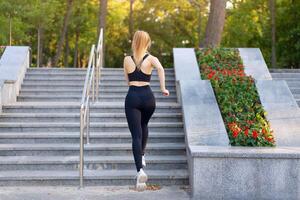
[{"left": 0, "top": 185, "right": 191, "bottom": 200}]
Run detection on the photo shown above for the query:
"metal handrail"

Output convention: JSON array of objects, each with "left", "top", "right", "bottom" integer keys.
[{"left": 79, "top": 28, "right": 103, "bottom": 188}]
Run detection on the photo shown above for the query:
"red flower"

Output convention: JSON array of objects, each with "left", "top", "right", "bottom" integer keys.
[
  {"left": 244, "top": 128, "right": 249, "bottom": 137},
  {"left": 252, "top": 130, "right": 258, "bottom": 139},
  {"left": 233, "top": 130, "right": 239, "bottom": 138},
  {"left": 207, "top": 70, "right": 216, "bottom": 79},
  {"left": 266, "top": 136, "right": 273, "bottom": 142}
]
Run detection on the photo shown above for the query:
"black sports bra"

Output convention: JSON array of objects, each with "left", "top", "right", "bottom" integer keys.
[{"left": 128, "top": 53, "right": 152, "bottom": 82}]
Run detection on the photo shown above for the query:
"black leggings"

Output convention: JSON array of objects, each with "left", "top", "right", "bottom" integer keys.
[{"left": 124, "top": 85, "right": 156, "bottom": 172}]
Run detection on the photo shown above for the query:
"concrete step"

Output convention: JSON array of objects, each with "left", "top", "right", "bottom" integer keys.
[
  {"left": 0, "top": 155, "right": 187, "bottom": 170},
  {"left": 17, "top": 93, "right": 177, "bottom": 99},
  {"left": 25, "top": 71, "right": 175, "bottom": 78},
  {"left": 271, "top": 73, "right": 300, "bottom": 78},
  {"left": 27, "top": 67, "right": 86, "bottom": 72},
  {"left": 288, "top": 88, "right": 300, "bottom": 94},
  {"left": 0, "top": 131, "right": 185, "bottom": 144},
  {"left": 25, "top": 70, "right": 174, "bottom": 76},
  {"left": 23, "top": 76, "right": 176, "bottom": 81},
  {"left": 0, "top": 67, "right": 188, "bottom": 187},
  {"left": 0, "top": 122, "right": 183, "bottom": 132},
  {"left": 0, "top": 169, "right": 188, "bottom": 186},
  {"left": 272, "top": 77, "right": 300, "bottom": 81},
  {"left": 3, "top": 102, "right": 182, "bottom": 113},
  {"left": 292, "top": 94, "right": 300, "bottom": 99},
  {"left": 21, "top": 81, "right": 176, "bottom": 86},
  {"left": 0, "top": 143, "right": 186, "bottom": 156},
  {"left": 19, "top": 88, "right": 177, "bottom": 96},
  {"left": 284, "top": 81, "right": 300, "bottom": 88},
  {"left": 27, "top": 67, "right": 174, "bottom": 72},
  {"left": 269, "top": 69, "right": 300, "bottom": 73},
  {"left": 21, "top": 84, "right": 176, "bottom": 90},
  {"left": 0, "top": 112, "right": 183, "bottom": 123},
  {"left": 17, "top": 95, "right": 178, "bottom": 103},
  {"left": 23, "top": 79, "right": 176, "bottom": 85}
]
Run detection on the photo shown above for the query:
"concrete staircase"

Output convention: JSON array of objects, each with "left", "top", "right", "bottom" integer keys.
[
  {"left": 270, "top": 68, "right": 300, "bottom": 107},
  {"left": 0, "top": 67, "right": 188, "bottom": 186}
]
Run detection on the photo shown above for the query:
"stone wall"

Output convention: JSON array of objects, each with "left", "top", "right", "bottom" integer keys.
[
  {"left": 174, "top": 47, "right": 300, "bottom": 200},
  {"left": 0, "top": 46, "right": 30, "bottom": 112}
]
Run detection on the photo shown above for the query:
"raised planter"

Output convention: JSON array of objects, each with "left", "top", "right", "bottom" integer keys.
[
  {"left": 173, "top": 47, "right": 300, "bottom": 200},
  {"left": 0, "top": 46, "right": 31, "bottom": 112}
]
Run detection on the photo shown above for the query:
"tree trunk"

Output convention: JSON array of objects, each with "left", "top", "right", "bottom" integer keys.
[
  {"left": 64, "top": 31, "right": 69, "bottom": 67},
  {"left": 129, "top": 0, "right": 135, "bottom": 40},
  {"left": 73, "top": 28, "right": 80, "bottom": 68},
  {"left": 197, "top": 8, "right": 202, "bottom": 47},
  {"left": 98, "top": 0, "right": 107, "bottom": 66},
  {"left": 9, "top": 15, "right": 12, "bottom": 45},
  {"left": 53, "top": 0, "right": 73, "bottom": 67},
  {"left": 37, "top": 26, "right": 44, "bottom": 68},
  {"left": 269, "top": 0, "right": 276, "bottom": 68},
  {"left": 203, "top": 0, "right": 227, "bottom": 47},
  {"left": 37, "top": 27, "right": 41, "bottom": 68}
]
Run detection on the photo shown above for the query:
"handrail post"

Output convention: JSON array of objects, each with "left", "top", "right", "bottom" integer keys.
[
  {"left": 86, "top": 98, "right": 90, "bottom": 144},
  {"left": 79, "top": 106, "right": 85, "bottom": 188},
  {"left": 78, "top": 28, "right": 103, "bottom": 187},
  {"left": 92, "top": 56, "right": 95, "bottom": 102},
  {"left": 96, "top": 51, "right": 99, "bottom": 102}
]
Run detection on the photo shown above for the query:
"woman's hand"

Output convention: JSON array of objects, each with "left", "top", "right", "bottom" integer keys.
[{"left": 161, "top": 88, "right": 169, "bottom": 96}]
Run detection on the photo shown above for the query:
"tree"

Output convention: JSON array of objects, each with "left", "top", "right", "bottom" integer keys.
[
  {"left": 188, "top": 0, "right": 209, "bottom": 47},
  {"left": 129, "top": 0, "right": 135, "bottom": 40},
  {"left": 269, "top": 0, "right": 276, "bottom": 68},
  {"left": 27, "top": 0, "right": 57, "bottom": 67},
  {"left": 98, "top": 0, "right": 107, "bottom": 66},
  {"left": 204, "top": 0, "right": 227, "bottom": 47},
  {"left": 0, "top": 0, "right": 24, "bottom": 45},
  {"left": 53, "top": 0, "right": 74, "bottom": 67},
  {"left": 276, "top": 0, "right": 300, "bottom": 68}
]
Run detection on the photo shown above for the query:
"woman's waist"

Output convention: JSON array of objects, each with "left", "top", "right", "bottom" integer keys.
[
  {"left": 128, "top": 81, "right": 150, "bottom": 87},
  {"left": 128, "top": 84, "right": 152, "bottom": 92}
]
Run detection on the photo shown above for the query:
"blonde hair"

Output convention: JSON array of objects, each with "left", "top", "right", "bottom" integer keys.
[{"left": 131, "top": 30, "right": 151, "bottom": 70}]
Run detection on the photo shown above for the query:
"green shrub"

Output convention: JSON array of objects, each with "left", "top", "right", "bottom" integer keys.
[{"left": 196, "top": 47, "right": 275, "bottom": 147}]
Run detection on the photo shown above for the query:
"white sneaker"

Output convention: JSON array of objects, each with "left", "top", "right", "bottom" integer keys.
[
  {"left": 142, "top": 155, "right": 146, "bottom": 167},
  {"left": 135, "top": 168, "right": 148, "bottom": 191}
]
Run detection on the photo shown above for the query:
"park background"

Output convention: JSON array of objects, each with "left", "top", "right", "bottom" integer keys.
[{"left": 0, "top": 0, "right": 299, "bottom": 69}]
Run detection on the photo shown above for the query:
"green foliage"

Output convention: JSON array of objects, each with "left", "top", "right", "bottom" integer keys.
[
  {"left": 0, "top": 0, "right": 298, "bottom": 69},
  {"left": 222, "top": 0, "right": 272, "bottom": 66},
  {"left": 276, "top": 0, "right": 300, "bottom": 68},
  {"left": 223, "top": 0, "right": 300, "bottom": 68},
  {"left": 197, "top": 47, "right": 275, "bottom": 147}
]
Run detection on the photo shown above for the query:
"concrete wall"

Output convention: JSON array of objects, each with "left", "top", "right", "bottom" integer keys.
[
  {"left": 0, "top": 46, "right": 30, "bottom": 112},
  {"left": 239, "top": 48, "right": 300, "bottom": 147},
  {"left": 238, "top": 48, "right": 272, "bottom": 80},
  {"left": 174, "top": 47, "right": 300, "bottom": 200},
  {"left": 173, "top": 48, "right": 230, "bottom": 199},
  {"left": 190, "top": 146, "right": 300, "bottom": 200}
]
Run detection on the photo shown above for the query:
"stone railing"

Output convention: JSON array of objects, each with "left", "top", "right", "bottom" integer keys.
[{"left": 0, "top": 46, "right": 31, "bottom": 112}]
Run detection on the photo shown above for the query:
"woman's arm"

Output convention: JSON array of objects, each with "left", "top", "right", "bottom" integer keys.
[
  {"left": 151, "top": 56, "right": 169, "bottom": 96},
  {"left": 123, "top": 56, "right": 130, "bottom": 86}
]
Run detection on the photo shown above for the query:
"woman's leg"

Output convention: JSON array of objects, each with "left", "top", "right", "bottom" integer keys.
[
  {"left": 141, "top": 92, "right": 156, "bottom": 156},
  {"left": 125, "top": 92, "right": 143, "bottom": 172}
]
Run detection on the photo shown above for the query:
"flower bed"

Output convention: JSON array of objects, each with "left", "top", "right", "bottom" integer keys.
[{"left": 196, "top": 47, "right": 275, "bottom": 146}]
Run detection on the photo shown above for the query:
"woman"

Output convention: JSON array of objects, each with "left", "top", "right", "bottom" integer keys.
[{"left": 123, "top": 30, "right": 169, "bottom": 191}]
